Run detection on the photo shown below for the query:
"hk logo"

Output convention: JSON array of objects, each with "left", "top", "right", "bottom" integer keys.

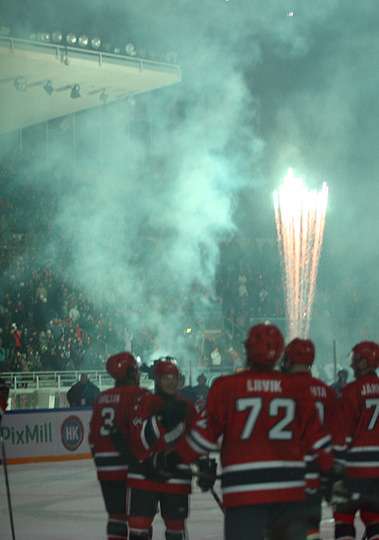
[{"left": 61, "top": 416, "right": 84, "bottom": 451}]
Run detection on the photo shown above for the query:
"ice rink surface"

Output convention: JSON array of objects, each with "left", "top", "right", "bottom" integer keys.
[{"left": 0, "top": 459, "right": 364, "bottom": 540}]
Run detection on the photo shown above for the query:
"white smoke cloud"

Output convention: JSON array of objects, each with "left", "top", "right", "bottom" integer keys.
[{"left": 2, "top": 0, "right": 378, "bottom": 370}]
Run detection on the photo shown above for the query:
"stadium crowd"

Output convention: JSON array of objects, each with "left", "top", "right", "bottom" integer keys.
[
  {"left": 0, "top": 157, "right": 376, "bottom": 376},
  {"left": 0, "top": 160, "right": 286, "bottom": 375}
]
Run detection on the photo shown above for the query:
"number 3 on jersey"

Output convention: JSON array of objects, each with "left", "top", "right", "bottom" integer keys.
[
  {"left": 100, "top": 406, "right": 116, "bottom": 436},
  {"left": 236, "top": 397, "right": 295, "bottom": 441}
]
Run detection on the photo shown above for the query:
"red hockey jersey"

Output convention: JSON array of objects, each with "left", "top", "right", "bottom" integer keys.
[
  {"left": 288, "top": 373, "right": 342, "bottom": 489},
  {"left": 176, "top": 369, "right": 333, "bottom": 508},
  {"left": 89, "top": 385, "right": 150, "bottom": 481},
  {"left": 0, "top": 394, "right": 8, "bottom": 422},
  {"left": 339, "top": 372, "right": 379, "bottom": 479},
  {"left": 128, "top": 392, "right": 197, "bottom": 494}
]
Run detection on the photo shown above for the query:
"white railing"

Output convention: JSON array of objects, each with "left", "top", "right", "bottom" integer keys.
[{"left": 1, "top": 370, "right": 154, "bottom": 410}]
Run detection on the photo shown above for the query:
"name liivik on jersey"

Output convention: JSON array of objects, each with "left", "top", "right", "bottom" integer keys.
[{"left": 247, "top": 379, "right": 282, "bottom": 392}]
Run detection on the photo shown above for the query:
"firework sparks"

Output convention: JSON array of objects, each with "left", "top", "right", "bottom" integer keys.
[{"left": 274, "top": 168, "right": 329, "bottom": 340}]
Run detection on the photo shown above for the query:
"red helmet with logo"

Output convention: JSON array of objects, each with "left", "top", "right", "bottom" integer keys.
[
  {"left": 284, "top": 338, "right": 315, "bottom": 366},
  {"left": 245, "top": 323, "right": 284, "bottom": 366},
  {"left": 154, "top": 356, "right": 180, "bottom": 378},
  {"left": 106, "top": 352, "right": 138, "bottom": 381},
  {"left": 351, "top": 341, "right": 379, "bottom": 370}
]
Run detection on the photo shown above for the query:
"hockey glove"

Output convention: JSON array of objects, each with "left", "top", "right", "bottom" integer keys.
[
  {"left": 142, "top": 450, "right": 181, "bottom": 483},
  {"left": 196, "top": 456, "right": 217, "bottom": 492},
  {"left": 157, "top": 400, "right": 188, "bottom": 430},
  {"left": 320, "top": 463, "right": 346, "bottom": 503}
]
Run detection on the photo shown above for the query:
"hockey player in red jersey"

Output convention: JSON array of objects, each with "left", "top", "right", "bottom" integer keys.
[
  {"left": 333, "top": 341, "right": 379, "bottom": 540},
  {"left": 127, "top": 357, "right": 197, "bottom": 540},
  {"left": 167, "top": 323, "right": 335, "bottom": 540},
  {"left": 0, "top": 378, "right": 9, "bottom": 423},
  {"left": 88, "top": 352, "right": 150, "bottom": 540},
  {"left": 282, "top": 338, "right": 342, "bottom": 540}
]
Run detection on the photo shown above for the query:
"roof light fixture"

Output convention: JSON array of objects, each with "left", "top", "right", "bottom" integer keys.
[
  {"left": 125, "top": 43, "right": 136, "bottom": 56},
  {"left": 52, "top": 31, "right": 63, "bottom": 43},
  {"left": 91, "top": 37, "right": 101, "bottom": 50},
  {"left": 66, "top": 33, "right": 77, "bottom": 46},
  {"left": 70, "top": 84, "right": 81, "bottom": 99},
  {"left": 78, "top": 35, "right": 89, "bottom": 48},
  {"left": 43, "top": 80, "right": 54, "bottom": 96}
]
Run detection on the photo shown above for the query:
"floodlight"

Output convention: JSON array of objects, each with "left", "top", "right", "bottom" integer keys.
[
  {"left": 78, "top": 35, "right": 89, "bottom": 48},
  {"left": 70, "top": 84, "right": 81, "bottom": 99},
  {"left": 37, "top": 33, "right": 51, "bottom": 42},
  {"left": 125, "top": 43, "right": 136, "bottom": 56},
  {"left": 43, "top": 80, "right": 54, "bottom": 96},
  {"left": 91, "top": 37, "right": 101, "bottom": 49},
  {"left": 52, "top": 31, "right": 63, "bottom": 43},
  {"left": 66, "top": 33, "right": 77, "bottom": 46}
]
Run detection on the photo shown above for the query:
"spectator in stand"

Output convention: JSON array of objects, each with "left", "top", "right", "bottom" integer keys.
[
  {"left": 67, "top": 373, "right": 100, "bottom": 407},
  {"left": 33, "top": 295, "right": 49, "bottom": 331},
  {"left": 69, "top": 304, "right": 80, "bottom": 324},
  {"left": 210, "top": 345, "right": 222, "bottom": 367},
  {"left": 10, "top": 323, "right": 22, "bottom": 359},
  {"left": 35, "top": 281, "right": 47, "bottom": 301},
  {"left": 237, "top": 267, "right": 249, "bottom": 298},
  {"left": 12, "top": 291, "right": 26, "bottom": 328},
  {"left": 20, "top": 327, "right": 30, "bottom": 353},
  {"left": 193, "top": 373, "right": 209, "bottom": 401}
]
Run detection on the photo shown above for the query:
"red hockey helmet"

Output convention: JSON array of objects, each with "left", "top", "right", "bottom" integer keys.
[
  {"left": 154, "top": 356, "right": 180, "bottom": 378},
  {"left": 284, "top": 338, "right": 315, "bottom": 366},
  {"left": 245, "top": 323, "right": 284, "bottom": 366},
  {"left": 106, "top": 352, "right": 138, "bottom": 381},
  {"left": 350, "top": 341, "right": 379, "bottom": 370}
]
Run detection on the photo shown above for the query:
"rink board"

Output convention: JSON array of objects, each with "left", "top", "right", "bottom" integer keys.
[{"left": 0, "top": 407, "right": 92, "bottom": 464}]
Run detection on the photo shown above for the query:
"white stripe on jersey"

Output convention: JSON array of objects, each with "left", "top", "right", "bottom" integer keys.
[
  {"left": 188, "top": 430, "right": 219, "bottom": 453},
  {"left": 141, "top": 415, "right": 161, "bottom": 450},
  {"left": 312, "top": 434, "right": 332, "bottom": 450},
  {"left": 222, "top": 460, "right": 305, "bottom": 474},
  {"left": 127, "top": 472, "right": 191, "bottom": 485},
  {"left": 223, "top": 480, "right": 305, "bottom": 494},
  {"left": 348, "top": 446, "right": 379, "bottom": 452}
]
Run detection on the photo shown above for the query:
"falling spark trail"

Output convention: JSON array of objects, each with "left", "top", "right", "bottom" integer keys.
[{"left": 274, "top": 168, "right": 329, "bottom": 340}]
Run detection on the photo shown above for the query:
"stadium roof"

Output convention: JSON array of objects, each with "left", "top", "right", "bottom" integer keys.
[{"left": 0, "top": 36, "right": 182, "bottom": 135}]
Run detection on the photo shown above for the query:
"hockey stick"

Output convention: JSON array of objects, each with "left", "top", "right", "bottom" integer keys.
[
  {"left": 209, "top": 486, "right": 224, "bottom": 513},
  {"left": 0, "top": 430, "right": 16, "bottom": 540}
]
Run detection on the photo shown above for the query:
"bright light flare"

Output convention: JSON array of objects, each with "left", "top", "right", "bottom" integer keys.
[{"left": 274, "top": 168, "right": 329, "bottom": 340}]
